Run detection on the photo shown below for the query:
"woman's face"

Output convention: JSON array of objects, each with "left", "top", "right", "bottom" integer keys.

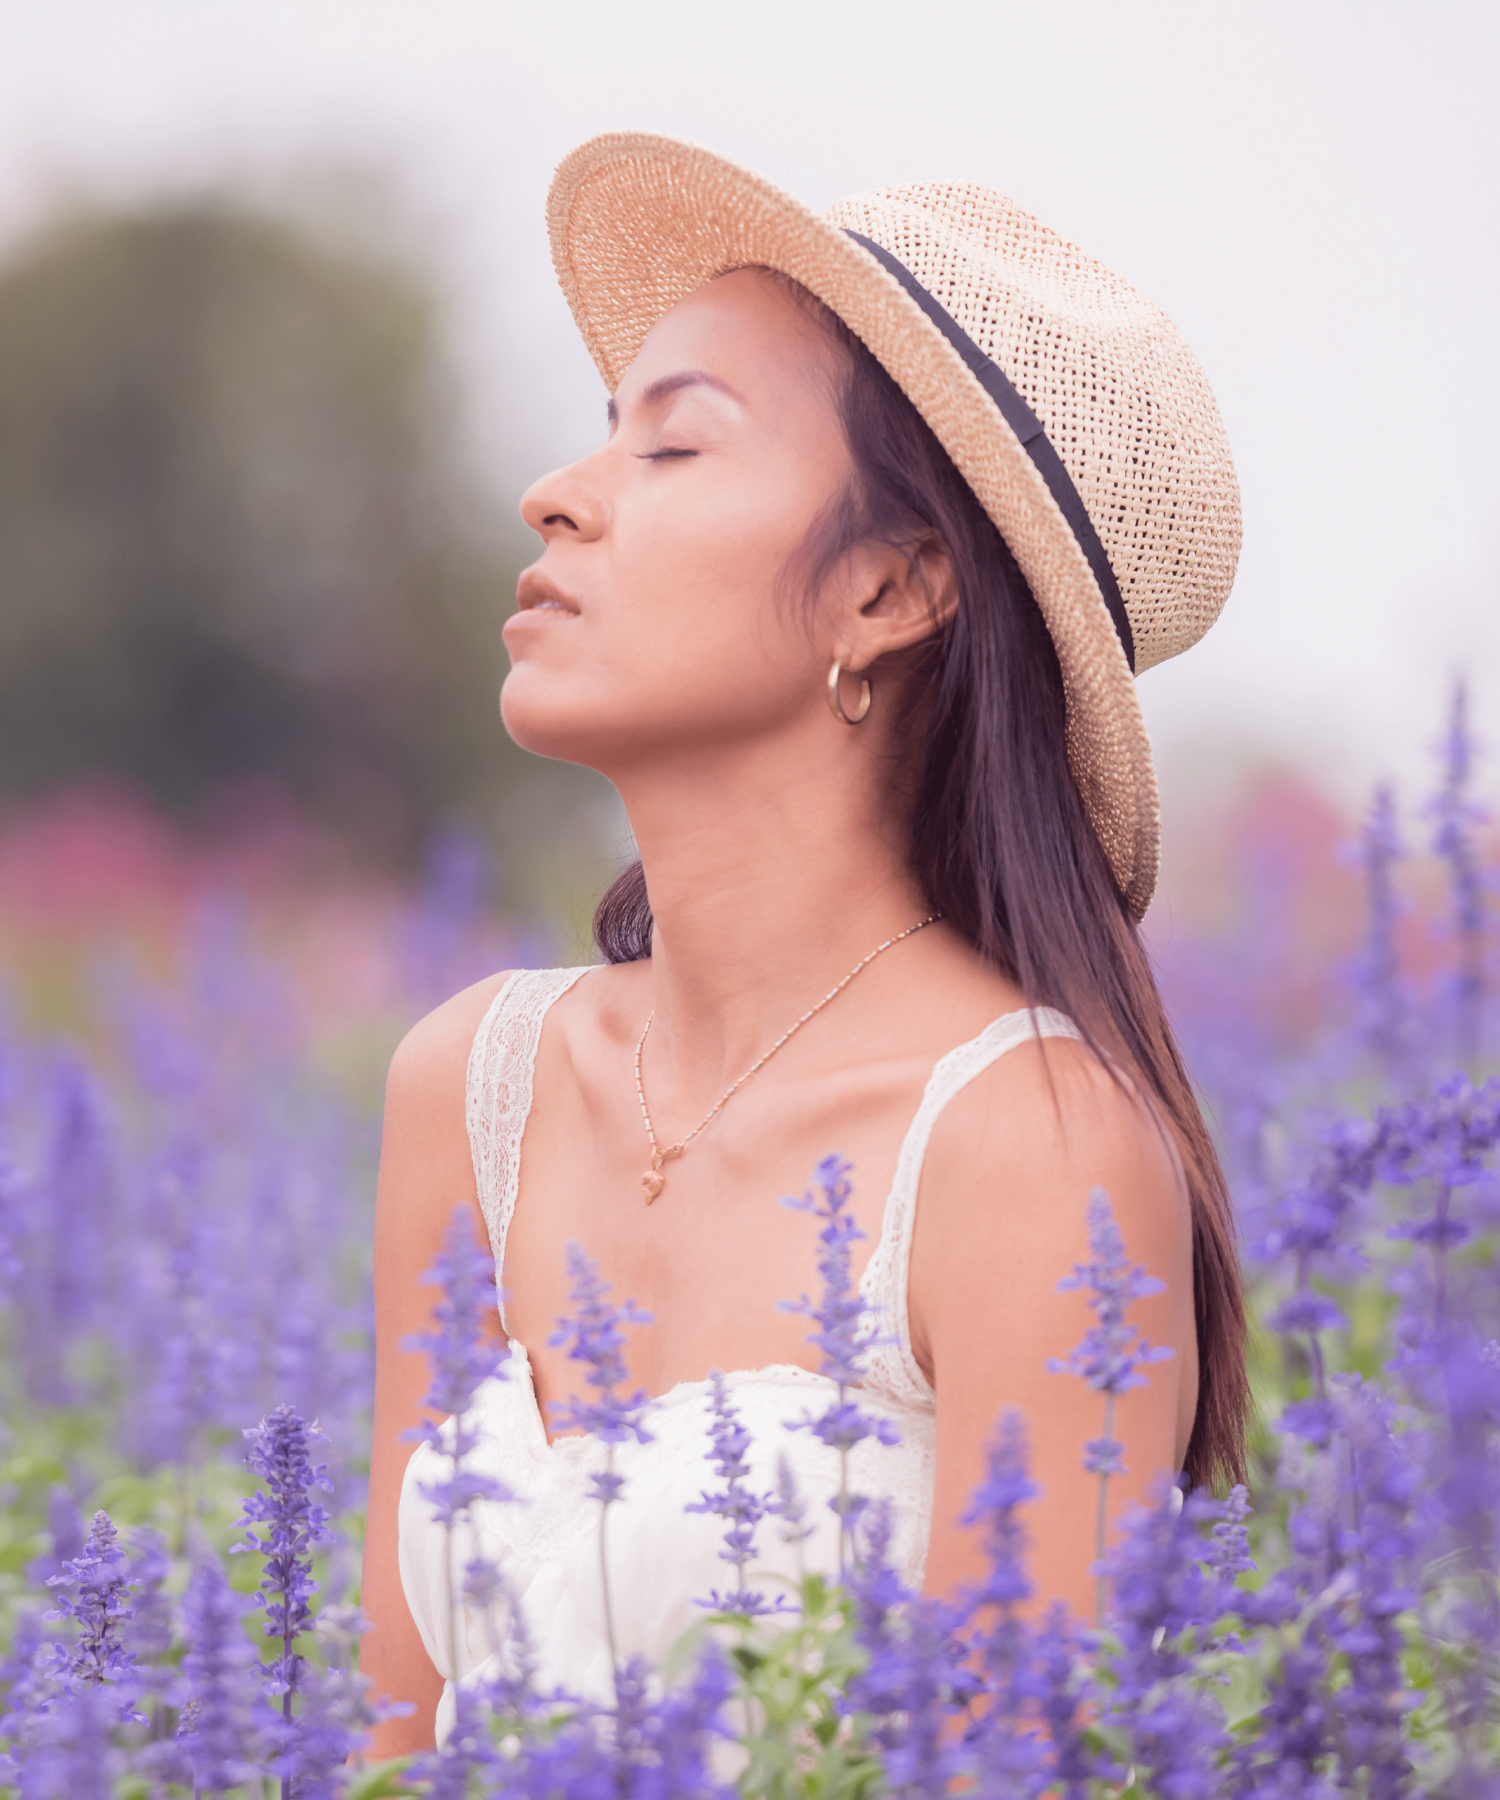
[{"left": 503, "top": 269, "right": 856, "bottom": 774}]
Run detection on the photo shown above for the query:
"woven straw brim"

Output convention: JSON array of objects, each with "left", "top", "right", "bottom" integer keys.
[{"left": 548, "top": 133, "right": 1167, "bottom": 919}]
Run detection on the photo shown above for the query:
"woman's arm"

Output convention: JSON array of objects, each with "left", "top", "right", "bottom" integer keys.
[
  {"left": 910, "top": 1037, "right": 1198, "bottom": 1623},
  {"left": 361, "top": 975, "right": 511, "bottom": 1759}
]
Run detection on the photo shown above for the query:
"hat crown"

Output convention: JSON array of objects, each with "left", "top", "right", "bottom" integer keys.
[{"left": 824, "top": 182, "right": 1241, "bottom": 674}]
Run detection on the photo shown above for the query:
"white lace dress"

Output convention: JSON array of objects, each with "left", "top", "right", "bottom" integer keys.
[{"left": 398, "top": 967, "right": 1080, "bottom": 1741}]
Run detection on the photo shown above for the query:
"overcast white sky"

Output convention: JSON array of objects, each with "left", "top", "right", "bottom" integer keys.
[{"left": 0, "top": 0, "right": 1496, "bottom": 829}]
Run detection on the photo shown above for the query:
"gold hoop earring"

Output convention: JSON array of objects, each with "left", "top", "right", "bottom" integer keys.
[{"left": 826, "top": 658, "right": 872, "bottom": 726}]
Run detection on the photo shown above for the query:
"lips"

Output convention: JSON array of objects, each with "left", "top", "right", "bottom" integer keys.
[{"left": 514, "top": 569, "right": 581, "bottom": 617}]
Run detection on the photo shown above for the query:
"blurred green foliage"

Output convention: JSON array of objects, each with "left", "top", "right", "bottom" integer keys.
[{"left": 0, "top": 198, "right": 613, "bottom": 906}]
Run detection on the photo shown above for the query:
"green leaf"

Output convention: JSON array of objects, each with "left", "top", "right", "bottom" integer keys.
[{"left": 343, "top": 1754, "right": 421, "bottom": 1798}]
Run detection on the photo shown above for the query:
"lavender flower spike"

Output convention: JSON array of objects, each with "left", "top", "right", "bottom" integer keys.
[
  {"left": 845, "top": 1503, "right": 968, "bottom": 1800},
  {"left": 42, "top": 1509, "right": 138, "bottom": 1710},
  {"left": 1352, "top": 781, "right": 1410, "bottom": 1077},
  {"left": 687, "top": 1369, "right": 779, "bottom": 1615},
  {"left": 404, "top": 1207, "right": 514, "bottom": 1677},
  {"left": 0, "top": 1608, "right": 50, "bottom": 1774},
  {"left": 404, "top": 1205, "right": 513, "bottom": 1501},
  {"left": 547, "top": 1240, "right": 656, "bottom": 1447},
  {"left": 781, "top": 1153, "right": 900, "bottom": 1575},
  {"left": 547, "top": 1239, "right": 655, "bottom": 1697},
  {"left": 769, "top": 1451, "right": 814, "bottom": 1572},
  {"left": 1049, "top": 1188, "right": 1175, "bottom": 1399},
  {"left": 177, "top": 1549, "right": 269, "bottom": 1792},
  {"left": 234, "top": 1403, "right": 335, "bottom": 1787},
  {"left": 961, "top": 1410, "right": 1038, "bottom": 1629},
  {"left": 960, "top": 1413, "right": 1048, "bottom": 1800},
  {"left": 1427, "top": 678, "right": 1487, "bottom": 1071},
  {"left": 1048, "top": 1187, "right": 1174, "bottom": 1621},
  {"left": 1097, "top": 1485, "right": 1234, "bottom": 1798}
]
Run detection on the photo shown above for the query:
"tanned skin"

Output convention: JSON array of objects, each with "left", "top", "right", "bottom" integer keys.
[{"left": 361, "top": 270, "right": 1197, "bottom": 1754}]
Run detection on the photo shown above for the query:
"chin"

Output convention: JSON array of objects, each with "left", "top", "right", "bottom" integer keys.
[{"left": 500, "top": 672, "right": 612, "bottom": 767}]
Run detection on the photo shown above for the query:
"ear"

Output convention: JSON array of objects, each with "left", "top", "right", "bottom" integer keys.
[{"left": 830, "top": 536, "right": 958, "bottom": 671}]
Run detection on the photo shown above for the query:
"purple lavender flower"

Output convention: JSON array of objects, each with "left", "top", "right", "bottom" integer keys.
[
  {"left": 406, "top": 1582, "right": 538, "bottom": 1800},
  {"left": 0, "top": 1149, "right": 23, "bottom": 1294},
  {"left": 961, "top": 1410, "right": 1037, "bottom": 1635},
  {"left": 401, "top": 1205, "right": 515, "bottom": 1705},
  {"left": 9, "top": 1684, "right": 119, "bottom": 1799},
  {"left": 1047, "top": 1187, "right": 1174, "bottom": 1619},
  {"left": 509, "top": 1703, "right": 614, "bottom": 1800},
  {"left": 1256, "top": 1075, "right": 1500, "bottom": 1398},
  {"left": 1203, "top": 1483, "right": 1256, "bottom": 1589},
  {"left": 687, "top": 1370, "right": 779, "bottom": 1615},
  {"left": 177, "top": 1548, "right": 269, "bottom": 1792},
  {"left": 0, "top": 1609, "right": 50, "bottom": 1779},
  {"left": 1049, "top": 1188, "right": 1176, "bottom": 1400},
  {"left": 21, "top": 1057, "right": 113, "bottom": 1408},
  {"left": 1350, "top": 781, "right": 1411, "bottom": 1078},
  {"left": 842, "top": 1503, "right": 912, "bottom": 1715},
  {"left": 1241, "top": 1374, "right": 1425, "bottom": 1800},
  {"left": 403, "top": 1205, "right": 514, "bottom": 1528},
  {"left": 234, "top": 1403, "right": 334, "bottom": 1790},
  {"left": 121, "top": 1528, "right": 178, "bottom": 1732},
  {"left": 1426, "top": 681, "right": 1488, "bottom": 1071},
  {"left": 548, "top": 1239, "right": 656, "bottom": 1451},
  {"left": 26, "top": 1486, "right": 84, "bottom": 1592},
  {"left": 284, "top": 1609, "right": 392, "bottom": 1800},
  {"left": 766, "top": 1451, "right": 815, "bottom": 1587},
  {"left": 843, "top": 1504, "right": 967, "bottom": 1800},
  {"left": 957, "top": 1415, "right": 1049, "bottom": 1799},
  {"left": 548, "top": 1239, "right": 655, "bottom": 1695},
  {"left": 127, "top": 1163, "right": 242, "bottom": 1472},
  {"left": 1028, "top": 1603, "right": 1100, "bottom": 1800},
  {"left": 1096, "top": 1484, "right": 1237, "bottom": 1800},
  {"left": 1325, "top": 1378, "right": 1420, "bottom": 1799},
  {"left": 1230, "top": 1631, "right": 1341, "bottom": 1800},
  {"left": 780, "top": 1154, "right": 900, "bottom": 1573},
  {"left": 612, "top": 1647, "right": 735, "bottom": 1800},
  {"left": 417, "top": 1679, "right": 502, "bottom": 1800},
  {"left": 1381, "top": 1075, "right": 1500, "bottom": 1371},
  {"left": 42, "top": 1510, "right": 138, "bottom": 1711},
  {"left": 1254, "top": 1108, "right": 1392, "bottom": 1446},
  {"left": 1427, "top": 1339, "right": 1500, "bottom": 1786}
]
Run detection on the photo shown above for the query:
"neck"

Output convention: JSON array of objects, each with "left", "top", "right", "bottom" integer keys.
[{"left": 612, "top": 721, "right": 929, "bottom": 1079}]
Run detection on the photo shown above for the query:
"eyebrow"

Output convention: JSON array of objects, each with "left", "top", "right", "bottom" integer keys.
[{"left": 606, "top": 368, "right": 745, "bottom": 425}]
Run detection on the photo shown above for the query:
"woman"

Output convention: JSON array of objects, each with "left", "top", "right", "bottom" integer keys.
[{"left": 362, "top": 134, "right": 1247, "bottom": 1751}]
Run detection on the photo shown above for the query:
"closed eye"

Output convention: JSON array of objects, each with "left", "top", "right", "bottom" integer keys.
[{"left": 634, "top": 448, "right": 698, "bottom": 462}]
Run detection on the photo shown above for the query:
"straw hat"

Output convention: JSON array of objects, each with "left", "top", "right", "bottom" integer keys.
[{"left": 547, "top": 134, "right": 1241, "bottom": 919}]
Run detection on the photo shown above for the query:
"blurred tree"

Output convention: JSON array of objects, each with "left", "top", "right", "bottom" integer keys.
[{"left": 0, "top": 197, "right": 609, "bottom": 902}]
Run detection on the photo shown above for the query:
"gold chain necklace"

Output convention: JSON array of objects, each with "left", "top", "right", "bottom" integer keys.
[{"left": 632, "top": 915, "right": 941, "bottom": 1204}]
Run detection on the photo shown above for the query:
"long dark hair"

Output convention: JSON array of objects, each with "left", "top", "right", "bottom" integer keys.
[{"left": 594, "top": 277, "right": 1248, "bottom": 1490}]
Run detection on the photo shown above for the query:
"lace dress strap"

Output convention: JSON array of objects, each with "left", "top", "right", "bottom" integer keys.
[
  {"left": 859, "top": 1007, "right": 1084, "bottom": 1405},
  {"left": 465, "top": 967, "right": 594, "bottom": 1327}
]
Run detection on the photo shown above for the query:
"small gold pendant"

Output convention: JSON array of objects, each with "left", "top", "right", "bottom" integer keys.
[{"left": 641, "top": 1145, "right": 680, "bottom": 1205}]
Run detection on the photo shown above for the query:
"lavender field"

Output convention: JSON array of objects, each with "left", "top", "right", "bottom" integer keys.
[{"left": 1, "top": 694, "right": 1498, "bottom": 1796}]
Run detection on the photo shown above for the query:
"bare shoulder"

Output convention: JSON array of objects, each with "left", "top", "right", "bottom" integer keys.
[
  {"left": 375, "top": 971, "right": 519, "bottom": 1265},
  {"left": 385, "top": 969, "right": 519, "bottom": 1112},
  {"left": 925, "top": 1033, "right": 1184, "bottom": 1208},
  {"left": 910, "top": 1033, "right": 1190, "bottom": 1365}
]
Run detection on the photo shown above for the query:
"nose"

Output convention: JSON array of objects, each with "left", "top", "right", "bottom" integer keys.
[{"left": 519, "top": 457, "right": 607, "bottom": 543}]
